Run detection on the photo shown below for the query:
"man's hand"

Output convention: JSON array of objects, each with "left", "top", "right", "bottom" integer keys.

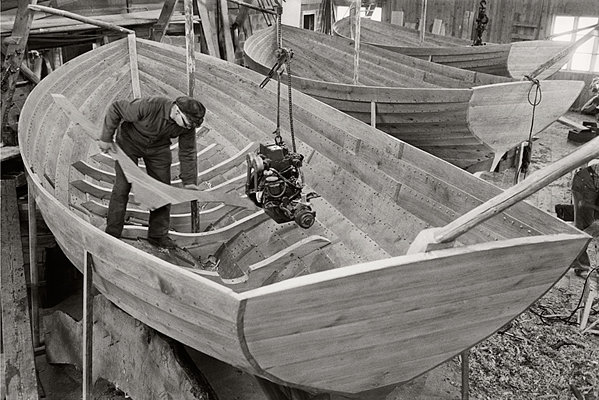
[{"left": 98, "top": 140, "right": 116, "bottom": 154}]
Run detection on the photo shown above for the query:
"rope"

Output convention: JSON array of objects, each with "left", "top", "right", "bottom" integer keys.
[{"left": 519, "top": 76, "right": 543, "bottom": 180}]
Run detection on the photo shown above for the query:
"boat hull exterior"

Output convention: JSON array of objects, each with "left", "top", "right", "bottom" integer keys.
[
  {"left": 244, "top": 25, "right": 583, "bottom": 171},
  {"left": 333, "top": 17, "right": 571, "bottom": 79}
]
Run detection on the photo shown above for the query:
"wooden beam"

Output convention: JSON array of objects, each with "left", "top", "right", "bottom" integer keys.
[
  {"left": 219, "top": 0, "right": 235, "bottom": 62},
  {"left": 419, "top": 0, "right": 427, "bottom": 43},
  {"left": 1, "top": 178, "right": 39, "bottom": 399},
  {"left": 82, "top": 251, "right": 94, "bottom": 400},
  {"left": 150, "top": 0, "right": 178, "bottom": 42},
  {"left": 461, "top": 350, "right": 469, "bottom": 400},
  {"left": 184, "top": 0, "right": 196, "bottom": 96},
  {"left": 352, "top": 0, "right": 361, "bottom": 85},
  {"left": 1, "top": 0, "right": 37, "bottom": 134},
  {"left": 27, "top": 177, "right": 40, "bottom": 349},
  {"left": 196, "top": 0, "right": 219, "bottom": 57},
  {"left": 27, "top": 4, "right": 135, "bottom": 34},
  {"left": 127, "top": 33, "right": 141, "bottom": 98}
]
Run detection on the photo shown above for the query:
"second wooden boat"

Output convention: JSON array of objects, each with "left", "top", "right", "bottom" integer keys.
[
  {"left": 333, "top": 16, "right": 573, "bottom": 79},
  {"left": 244, "top": 25, "right": 584, "bottom": 171},
  {"left": 20, "top": 35, "right": 591, "bottom": 397}
]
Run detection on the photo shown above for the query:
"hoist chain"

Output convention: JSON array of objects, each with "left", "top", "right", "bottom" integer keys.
[
  {"left": 270, "top": 0, "right": 296, "bottom": 152},
  {"left": 285, "top": 54, "right": 296, "bottom": 152}
]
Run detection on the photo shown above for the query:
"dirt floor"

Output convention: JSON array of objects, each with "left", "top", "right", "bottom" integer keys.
[{"left": 33, "top": 111, "right": 599, "bottom": 400}]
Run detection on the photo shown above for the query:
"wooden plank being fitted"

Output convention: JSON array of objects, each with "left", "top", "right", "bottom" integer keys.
[{"left": 1, "top": 178, "right": 39, "bottom": 400}]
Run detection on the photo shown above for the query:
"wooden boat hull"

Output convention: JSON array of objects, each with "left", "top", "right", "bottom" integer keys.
[
  {"left": 20, "top": 37, "right": 589, "bottom": 395},
  {"left": 243, "top": 25, "right": 584, "bottom": 171},
  {"left": 333, "top": 17, "right": 572, "bottom": 79}
]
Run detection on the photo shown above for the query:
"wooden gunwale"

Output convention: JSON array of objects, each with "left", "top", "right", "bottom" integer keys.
[{"left": 19, "top": 36, "right": 590, "bottom": 394}]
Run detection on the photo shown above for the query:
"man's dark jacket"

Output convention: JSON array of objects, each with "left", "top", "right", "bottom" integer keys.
[{"left": 101, "top": 97, "right": 197, "bottom": 185}]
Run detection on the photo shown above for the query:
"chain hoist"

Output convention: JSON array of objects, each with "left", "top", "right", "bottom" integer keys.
[{"left": 246, "top": 0, "right": 319, "bottom": 229}]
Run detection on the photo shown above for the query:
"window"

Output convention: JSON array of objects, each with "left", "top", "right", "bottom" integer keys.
[
  {"left": 336, "top": 6, "right": 382, "bottom": 22},
  {"left": 552, "top": 16, "right": 599, "bottom": 72},
  {"left": 303, "top": 12, "right": 315, "bottom": 30}
]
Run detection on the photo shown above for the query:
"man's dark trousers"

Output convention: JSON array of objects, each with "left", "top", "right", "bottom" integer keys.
[{"left": 105, "top": 134, "right": 172, "bottom": 239}]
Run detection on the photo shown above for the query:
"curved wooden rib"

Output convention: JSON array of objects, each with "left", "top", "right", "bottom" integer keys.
[
  {"left": 198, "top": 142, "right": 259, "bottom": 182},
  {"left": 121, "top": 210, "right": 270, "bottom": 254},
  {"left": 229, "top": 235, "right": 332, "bottom": 291},
  {"left": 80, "top": 200, "right": 243, "bottom": 233},
  {"left": 90, "top": 142, "right": 217, "bottom": 177}
]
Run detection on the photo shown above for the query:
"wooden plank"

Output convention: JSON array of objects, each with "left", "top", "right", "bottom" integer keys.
[
  {"left": 184, "top": 0, "right": 196, "bottom": 96},
  {"left": 460, "top": 10, "right": 472, "bottom": 40},
  {"left": 150, "top": 0, "right": 178, "bottom": 42},
  {"left": 27, "top": 4, "right": 135, "bottom": 34},
  {"left": 82, "top": 251, "right": 93, "bottom": 400},
  {"left": 196, "top": 0, "right": 219, "bottom": 57},
  {"left": 390, "top": 10, "right": 403, "bottom": 26},
  {"left": 432, "top": 18, "right": 443, "bottom": 35},
  {"left": 1, "top": 0, "right": 36, "bottom": 134},
  {"left": 127, "top": 33, "right": 141, "bottom": 98},
  {"left": 1, "top": 178, "right": 39, "bottom": 400},
  {"left": 230, "top": 236, "right": 332, "bottom": 291},
  {"left": 218, "top": 0, "right": 235, "bottom": 62},
  {"left": 27, "top": 178, "right": 40, "bottom": 349}
]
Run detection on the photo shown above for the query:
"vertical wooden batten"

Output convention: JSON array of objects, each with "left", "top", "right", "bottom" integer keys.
[
  {"left": 82, "top": 251, "right": 94, "bottom": 400},
  {"left": 127, "top": 33, "right": 141, "bottom": 98},
  {"left": 27, "top": 176, "right": 40, "bottom": 349}
]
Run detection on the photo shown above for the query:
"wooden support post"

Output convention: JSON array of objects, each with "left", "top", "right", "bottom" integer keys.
[
  {"left": 150, "top": 0, "right": 178, "bottom": 42},
  {"left": 1, "top": 0, "right": 37, "bottom": 136},
  {"left": 370, "top": 101, "right": 376, "bottom": 128},
  {"left": 579, "top": 276, "right": 597, "bottom": 331},
  {"left": 83, "top": 251, "right": 94, "bottom": 400},
  {"left": 196, "top": 0, "right": 219, "bottom": 57},
  {"left": 419, "top": 0, "right": 427, "bottom": 44},
  {"left": 27, "top": 177, "right": 40, "bottom": 349},
  {"left": 1, "top": 177, "right": 40, "bottom": 399},
  {"left": 219, "top": 0, "right": 235, "bottom": 62},
  {"left": 183, "top": 0, "right": 202, "bottom": 233},
  {"left": 461, "top": 350, "right": 469, "bottom": 400},
  {"left": 352, "top": 0, "right": 361, "bottom": 85},
  {"left": 184, "top": 0, "right": 196, "bottom": 97}
]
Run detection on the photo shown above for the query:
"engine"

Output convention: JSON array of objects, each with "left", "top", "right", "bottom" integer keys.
[{"left": 245, "top": 142, "right": 318, "bottom": 229}]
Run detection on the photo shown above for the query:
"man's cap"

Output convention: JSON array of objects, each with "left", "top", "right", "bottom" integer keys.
[{"left": 175, "top": 96, "right": 205, "bottom": 128}]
